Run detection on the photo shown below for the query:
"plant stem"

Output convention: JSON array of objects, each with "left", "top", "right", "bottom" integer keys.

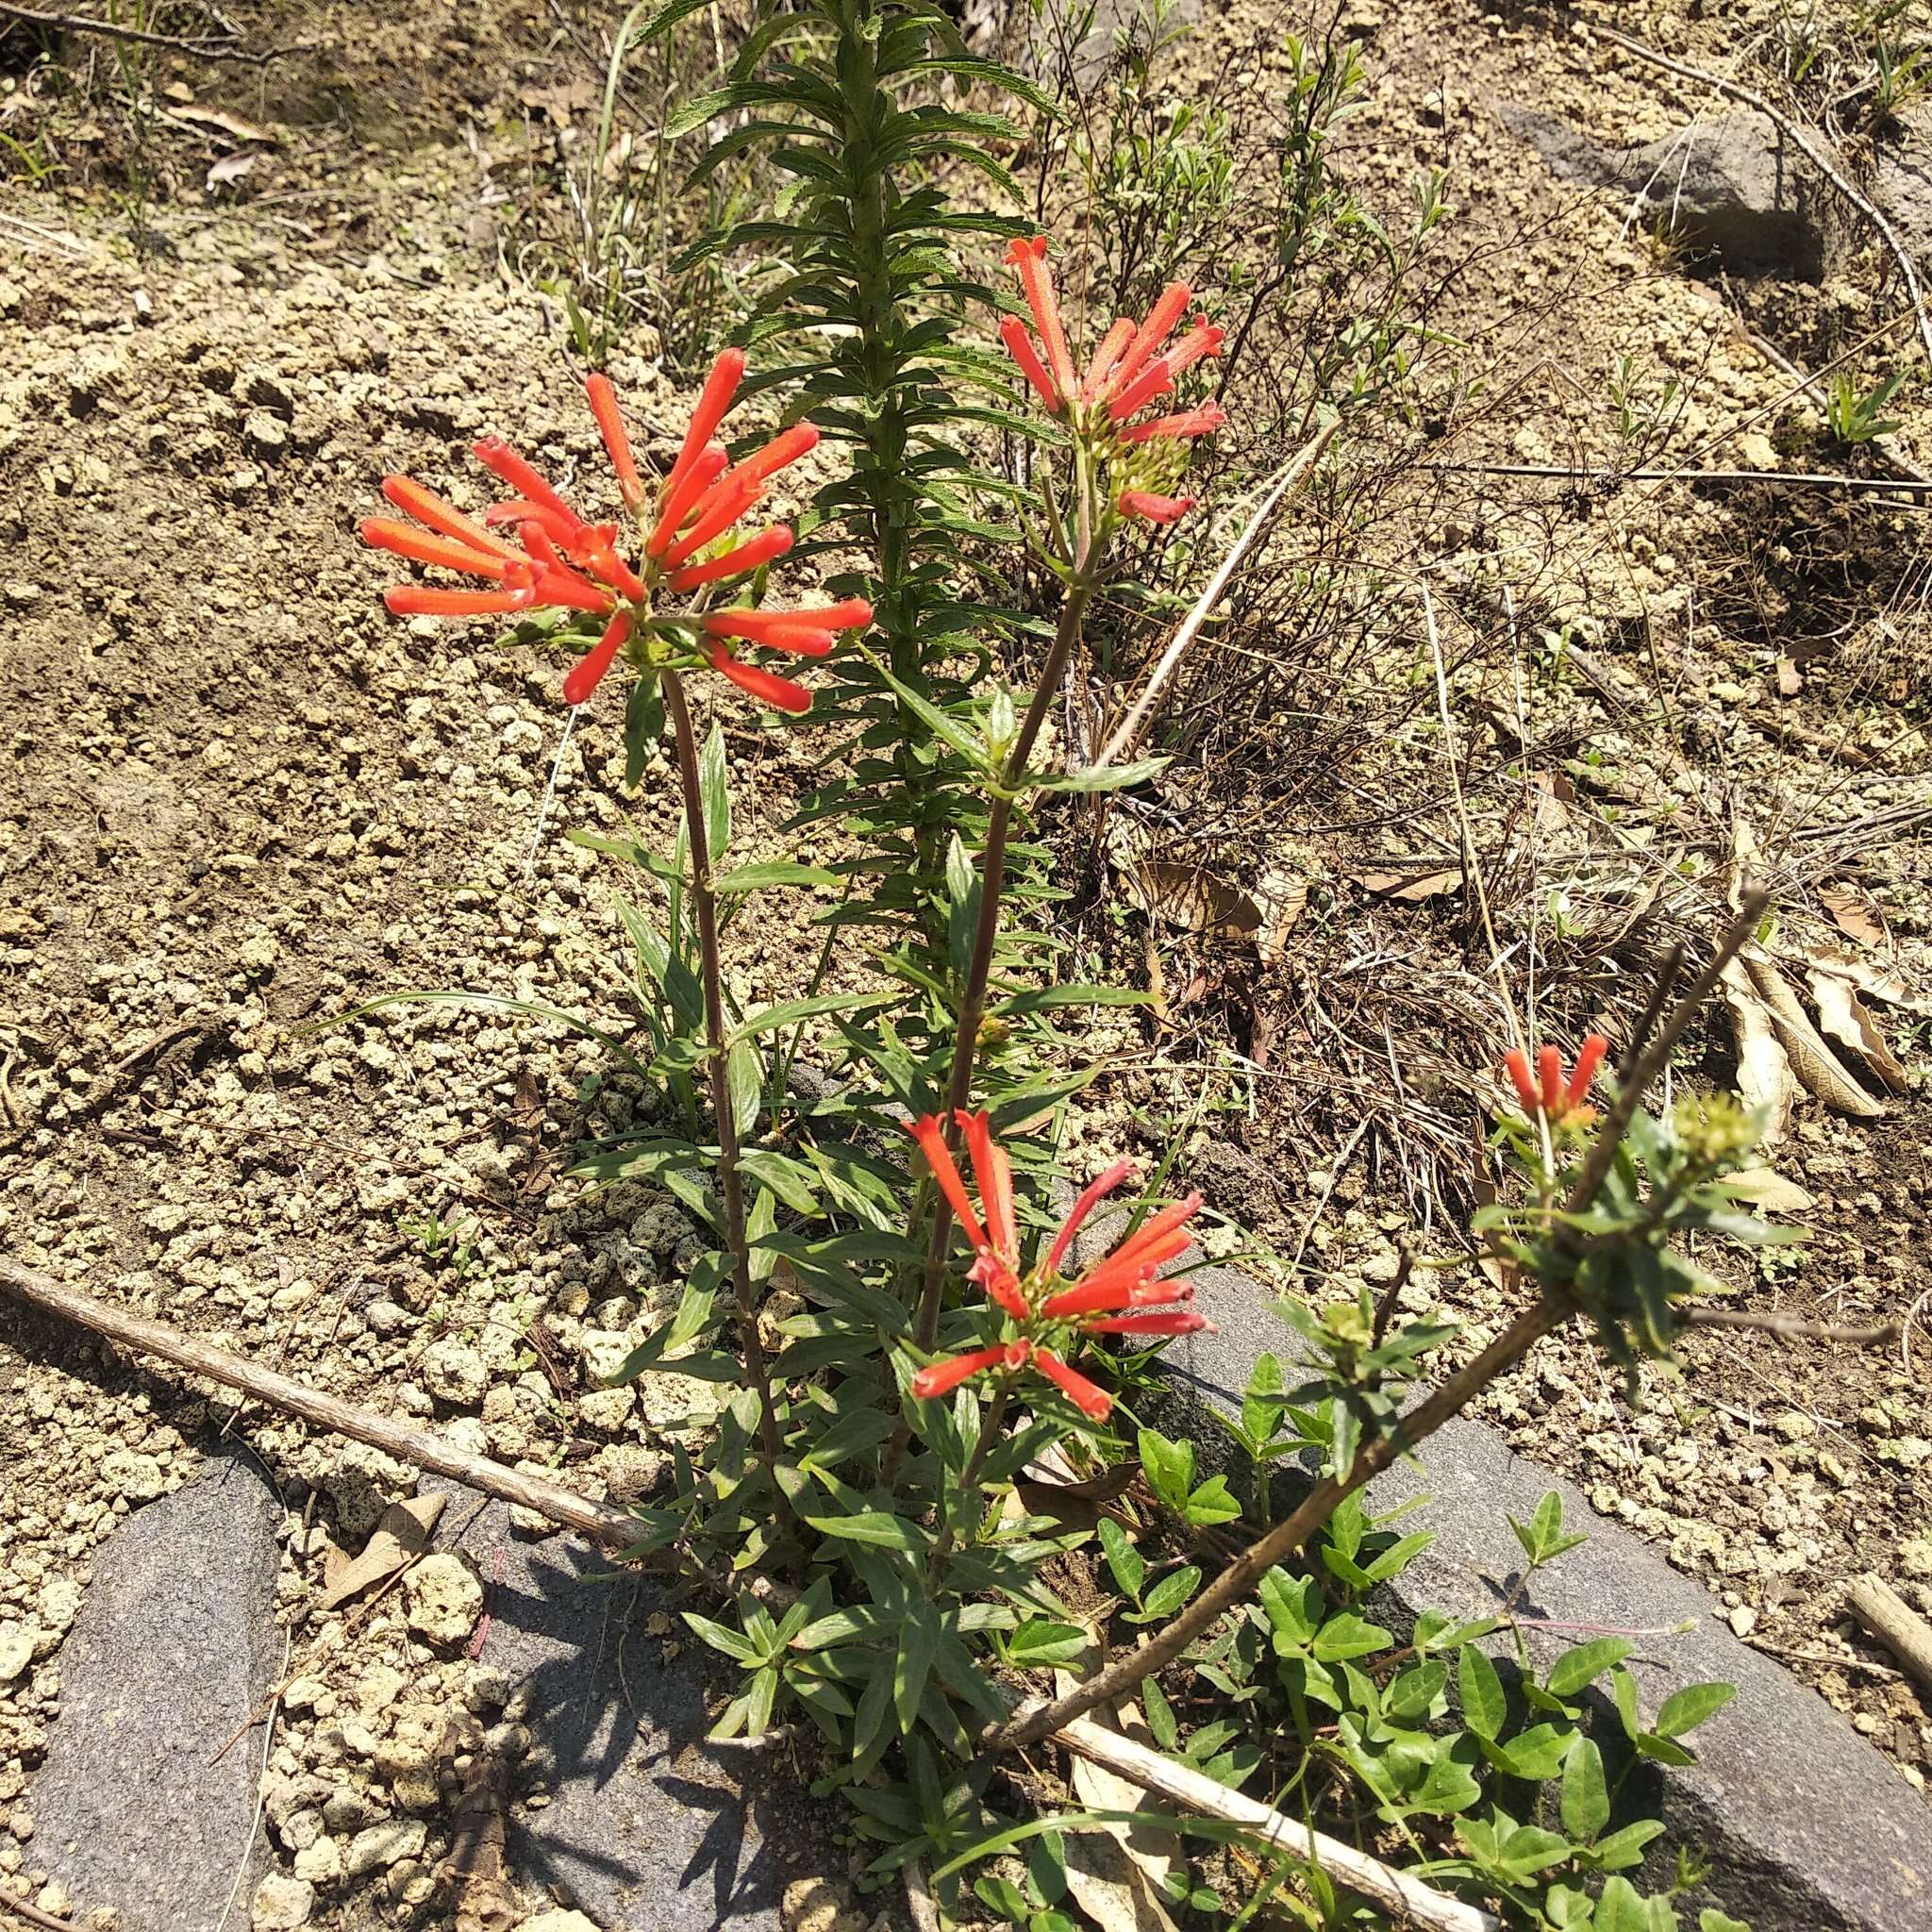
[
  {"left": 924, "top": 1385, "right": 1010, "bottom": 1591},
  {"left": 912, "top": 568, "right": 1099, "bottom": 1350},
  {"left": 662, "top": 670, "right": 781, "bottom": 1471},
  {"left": 984, "top": 1296, "right": 1569, "bottom": 1753}
]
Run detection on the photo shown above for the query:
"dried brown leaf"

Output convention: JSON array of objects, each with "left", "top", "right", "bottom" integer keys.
[
  {"left": 1052, "top": 1670, "right": 1181, "bottom": 1932},
  {"left": 1358, "top": 867, "right": 1462, "bottom": 903},
  {"left": 1724, "top": 1166, "right": 1815, "bottom": 1214},
  {"left": 1818, "top": 887, "right": 1887, "bottom": 952},
  {"left": 168, "top": 104, "right": 281, "bottom": 144},
  {"left": 1721, "top": 961, "right": 1797, "bottom": 1142},
  {"left": 1743, "top": 954, "right": 1887, "bottom": 1120},
  {"left": 1807, "top": 970, "right": 1907, "bottom": 1093},
  {"left": 322, "top": 1492, "right": 446, "bottom": 1610}
]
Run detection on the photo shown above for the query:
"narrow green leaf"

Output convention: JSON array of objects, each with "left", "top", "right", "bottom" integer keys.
[
  {"left": 894, "top": 1604, "right": 938, "bottom": 1732},
  {"left": 804, "top": 1510, "right": 926, "bottom": 1551}
]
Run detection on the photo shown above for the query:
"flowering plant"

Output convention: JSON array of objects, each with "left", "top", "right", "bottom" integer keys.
[
  {"left": 1000, "top": 236, "right": 1224, "bottom": 543},
  {"left": 908, "top": 1110, "right": 1212, "bottom": 1419},
  {"left": 1504, "top": 1032, "right": 1610, "bottom": 1128},
  {"left": 361, "top": 351, "right": 869, "bottom": 716}
]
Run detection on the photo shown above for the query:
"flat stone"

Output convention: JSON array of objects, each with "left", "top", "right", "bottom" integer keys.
[
  {"left": 418, "top": 1477, "right": 789, "bottom": 1930},
  {"left": 29, "top": 1450, "right": 282, "bottom": 1931},
  {"left": 1494, "top": 102, "right": 1823, "bottom": 276},
  {"left": 1070, "top": 1209, "right": 1932, "bottom": 1932}
]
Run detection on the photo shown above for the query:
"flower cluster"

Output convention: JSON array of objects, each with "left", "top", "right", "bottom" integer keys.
[
  {"left": 998, "top": 237, "right": 1224, "bottom": 527},
  {"left": 1504, "top": 1034, "right": 1610, "bottom": 1126},
  {"left": 907, "top": 1111, "right": 1212, "bottom": 1421},
  {"left": 360, "top": 352, "right": 869, "bottom": 716}
]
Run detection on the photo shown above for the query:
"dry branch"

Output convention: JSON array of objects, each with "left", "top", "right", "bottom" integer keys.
[
  {"left": 1049, "top": 1711, "right": 1500, "bottom": 1932},
  {"left": 0, "top": 1257, "right": 641, "bottom": 1548},
  {"left": 1847, "top": 1574, "right": 1932, "bottom": 1694},
  {"left": 1092, "top": 418, "right": 1341, "bottom": 773},
  {"left": 0, "top": 0, "right": 311, "bottom": 61},
  {"left": 1686, "top": 1308, "right": 1896, "bottom": 1344}
]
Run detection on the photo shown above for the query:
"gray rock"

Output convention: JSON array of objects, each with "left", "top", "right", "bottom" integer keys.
[
  {"left": 30, "top": 1450, "right": 283, "bottom": 1931},
  {"left": 1120, "top": 1237, "right": 1932, "bottom": 1932},
  {"left": 418, "top": 1478, "right": 790, "bottom": 1930},
  {"left": 1874, "top": 101, "right": 1932, "bottom": 275},
  {"left": 1495, "top": 102, "right": 1824, "bottom": 275}
]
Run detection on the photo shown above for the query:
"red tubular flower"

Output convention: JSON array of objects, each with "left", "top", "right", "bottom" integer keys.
[
  {"left": 658, "top": 475, "right": 766, "bottom": 571},
  {"left": 365, "top": 364, "right": 835, "bottom": 713},
  {"left": 486, "top": 498, "right": 582, "bottom": 547},
  {"left": 1119, "top": 491, "right": 1195, "bottom": 524},
  {"left": 1079, "top": 319, "right": 1137, "bottom": 403},
  {"left": 359, "top": 518, "right": 517, "bottom": 579},
  {"left": 584, "top": 374, "right": 643, "bottom": 510},
  {"left": 379, "top": 476, "right": 518, "bottom": 558},
  {"left": 909, "top": 1112, "right": 989, "bottom": 1251},
  {"left": 666, "top": 525, "right": 793, "bottom": 591},
  {"left": 1044, "top": 1158, "right": 1136, "bottom": 1277},
  {"left": 1104, "top": 281, "right": 1191, "bottom": 399},
  {"left": 473, "top": 438, "right": 584, "bottom": 536},
  {"left": 1504, "top": 1034, "right": 1611, "bottom": 1123},
  {"left": 1000, "top": 314, "right": 1062, "bottom": 415},
  {"left": 1032, "top": 1347, "right": 1113, "bottom": 1421},
  {"left": 1084, "top": 1310, "right": 1212, "bottom": 1338},
  {"left": 1538, "top": 1045, "right": 1566, "bottom": 1113},
  {"left": 958, "top": 1109, "right": 1016, "bottom": 1261},
  {"left": 1568, "top": 1033, "right": 1610, "bottom": 1103},
  {"left": 910, "top": 1340, "right": 1029, "bottom": 1403},
  {"left": 562, "top": 610, "right": 632, "bottom": 708},
  {"left": 1120, "top": 402, "right": 1227, "bottom": 445},
  {"left": 647, "top": 445, "right": 729, "bottom": 558},
  {"left": 703, "top": 599, "right": 871, "bottom": 646},
  {"left": 1503, "top": 1047, "right": 1539, "bottom": 1113},
  {"left": 1109, "top": 325, "right": 1223, "bottom": 425},
  {"left": 705, "top": 641, "right": 810, "bottom": 715},
  {"left": 661, "top": 348, "right": 745, "bottom": 508},
  {"left": 384, "top": 585, "right": 537, "bottom": 617},
  {"left": 1005, "top": 236, "right": 1075, "bottom": 401}
]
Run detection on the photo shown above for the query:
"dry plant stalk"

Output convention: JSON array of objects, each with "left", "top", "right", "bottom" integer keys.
[
  {"left": 1050, "top": 1710, "right": 1500, "bottom": 1932},
  {"left": 0, "top": 1258, "right": 640, "bottom": 1547}
]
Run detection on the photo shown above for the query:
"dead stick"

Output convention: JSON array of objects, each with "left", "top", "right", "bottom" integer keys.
[
  {"left": 0, "top": 1892, "right": 85, "bottom": 1932},
  {"left": 1091, "top": 418, "right": 1341, "bottom": 773},
  {"left": 1050, "top": 1712, "right": 1499, "bottom": 1932},
  {"left": 0, "top": 0, "right": 312, "bottom": 61},
  {"left": 1847, "top": 1574, "right": 1932, "bottom": 1695},
  {"left": 0, "top": 1258, "right": 640, "bottom": 1548},
  {"left": 1687, "top": 1309, "right": 1896, "bottom": 1344}
]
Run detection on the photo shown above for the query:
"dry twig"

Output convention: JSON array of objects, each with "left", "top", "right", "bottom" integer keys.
[
  {"left": 0, "top": 0, "right": 313, "bottom": 61},
  {"left": 1685, "top": 1308, "right": 1896, "bottom": 1344},
  {"left": 1048, "top": 1711, "right": 1499, "bottom": 1932},
  {"left": 0, "top": 1258, "right": 640, "bottom": 1547},
  {"left": 1847, "top": 1574, "right": 1932, "bottom": 1695},
  {"left": 1093, "top": 418, "right": 1341, "bottom": 772}
]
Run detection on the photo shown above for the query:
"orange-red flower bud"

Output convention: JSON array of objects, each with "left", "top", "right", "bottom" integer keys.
[{"left": 705, "top": 641, "right": 810, "bottom": 714}]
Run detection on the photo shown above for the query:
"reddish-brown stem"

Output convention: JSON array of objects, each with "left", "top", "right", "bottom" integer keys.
[
  {"left": 910, "top": 569, "right": 1099, "bottom": 1351},
  {"left": 662, "top": 670, "right": 781, "bottom": 1471},
  {"left": 985, "top": 1297, "right": 1569, "bottom": 1753}
]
